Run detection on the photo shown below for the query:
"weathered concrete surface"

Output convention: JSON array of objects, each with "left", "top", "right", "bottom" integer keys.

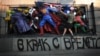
[
  {"left": 0, "top": 36, "right": 100, "bottom": 56},
  {"left": 0, "top": 50, "right": 100, "bottom": 56}
]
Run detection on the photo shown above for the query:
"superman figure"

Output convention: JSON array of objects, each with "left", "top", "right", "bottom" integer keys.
[{"left": 39, "top": 3, "right": 60, "bottom": 35}]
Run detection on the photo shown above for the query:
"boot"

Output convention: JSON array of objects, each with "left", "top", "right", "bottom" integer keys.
[
  {"left": 81, "top": 26, "right": 86, "bottom": 33},
  {"left": 54, "top": 26, "right": 60, "bottom": 35},
  {"left": 39, "top": 27, "right": 44, "bottom": 36}
]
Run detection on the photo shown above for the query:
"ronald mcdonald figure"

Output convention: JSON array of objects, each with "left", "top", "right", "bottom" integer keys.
[{"left": 39, "top": 3, "right": 60, "bottom": 36}]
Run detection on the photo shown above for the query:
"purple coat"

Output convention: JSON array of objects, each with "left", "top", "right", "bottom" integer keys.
[{"left": 11, "top": 12, "right": 31, "bottom": 33}]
